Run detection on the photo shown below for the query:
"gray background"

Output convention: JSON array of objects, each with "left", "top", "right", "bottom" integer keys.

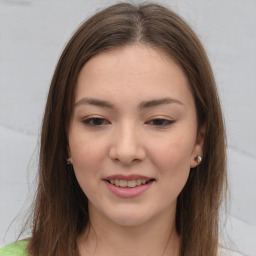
[{"left": 0, "top": 0, "right": 255, "bottom": 255}]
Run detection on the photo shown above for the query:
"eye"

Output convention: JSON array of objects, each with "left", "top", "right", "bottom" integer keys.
[
  {"left": 146, "top": 118, "right": 175, "bottom": 127},
  {"left": 82, "top": 117, "right": 110, "bottom": 127}
]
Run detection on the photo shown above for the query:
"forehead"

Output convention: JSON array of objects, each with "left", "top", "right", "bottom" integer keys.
[{"left": 75, "top": 44, "right": 193, "bottom": 106}]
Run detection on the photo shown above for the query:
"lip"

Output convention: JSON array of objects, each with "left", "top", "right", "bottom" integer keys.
[
  {"left": 103, "top": 174, "right": 155, "bottom": 199},
  {"left": 104, "top": 174, "right": 153, "bottom": 181}
]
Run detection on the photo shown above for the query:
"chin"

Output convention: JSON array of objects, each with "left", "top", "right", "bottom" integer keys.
[
  {"left": 109, "top": 214, "right": 151, "bottom": 227},
  {"left": 103, "top": 205, "right": 159, "bottom": 227},
  {"left": 90, "top": 203, "right": 150, "bottom": 227}
]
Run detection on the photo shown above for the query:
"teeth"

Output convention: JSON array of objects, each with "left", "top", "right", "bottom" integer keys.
[
  {"left": 119, "top": 180, "right": 128, "bottom": 187},
  {"left": 109, "top": 179, "right": 151, "bottom": 187},
  {"left": 136, "top": 179, "right": 141, "bottom": 185},
  {"left": 128, "top": 180, "right": 136, "bottom": 188}
]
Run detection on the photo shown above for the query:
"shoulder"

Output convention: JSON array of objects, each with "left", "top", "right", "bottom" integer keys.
[
  {"left": 218, "top": 247, "right": 244, "bottom": 256},
  {"left": 0, "top": 239, "right": 29, "bottom": 256}
]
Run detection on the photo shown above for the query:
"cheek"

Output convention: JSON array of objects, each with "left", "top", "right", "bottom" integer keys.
[
  {"left": 69, "top": 129, "right": 108, "bottom": 171},
  {"left": 68, "top": 135, "right": 105, "bottom": 199},
  {"left": 151, "top": 144, "right": 191, "bottom": 200},
  {"left": 151, "top": 146, "right": 191, "bottom": 181},
  {"left": 150, "top": 133, "right": 195, "bottom": 169},
  {"left": 68, "top": 133, "right": 107, "bottom": 197},
  {"left": 148, "top": 132, "right": 195, "bottom": 190}
]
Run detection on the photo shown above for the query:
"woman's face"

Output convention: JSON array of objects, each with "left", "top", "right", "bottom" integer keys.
[{"left": 68, "top": 45, "right": 204, "bottom": 227}]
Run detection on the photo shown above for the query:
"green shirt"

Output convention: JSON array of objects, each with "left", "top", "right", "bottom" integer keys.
[
  {"left": 0, "top": 240, "right": 29, "bottom": 256},
  {"left": 0, "top": 240, "right": 243, "bottom": 256}
]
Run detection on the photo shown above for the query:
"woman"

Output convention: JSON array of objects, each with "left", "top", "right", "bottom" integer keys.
[{"left": 0, "top": 2, "right": 239, "bottom": 256}]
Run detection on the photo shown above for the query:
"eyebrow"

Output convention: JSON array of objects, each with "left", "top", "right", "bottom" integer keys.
[
  {"left": 75, "top": 98, "right": 114, "bottom": 108},
  {"left": 74, "top": 97, "right": 183, "bottom": 109},
  {"left": 138, "top": 98, "right": 183, "bottom": 109}
]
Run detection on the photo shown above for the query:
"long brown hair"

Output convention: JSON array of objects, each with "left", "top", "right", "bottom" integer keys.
[{"left": 26, "top": 2, "right": 226, "bottom": 256}]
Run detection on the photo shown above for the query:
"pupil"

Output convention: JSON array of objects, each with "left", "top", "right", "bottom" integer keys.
[
  {"left": 94, "top": 118, "right": 103, "bottom": 125},
  {"left": 154, "top": 119, "right": 164, "bottom": 125}
]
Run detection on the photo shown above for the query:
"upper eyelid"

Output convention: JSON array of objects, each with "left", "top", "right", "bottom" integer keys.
[
  {"left": 82, "top": 115, "right": 108, "bottom": 120},
  {"left": 81, "top": 115, "right": 175, "bottom": 123},
  {"left": 81, "top": 116, "right": 174, "bottom": 120},
  {"left": 82, "top": 117, "right": 110, "bottom": 125},
  {"left": 146, "top": 116, "right": 175, "bottom": 121},
  {"left": 81, "top": 118, "right": 175, "bottom": 129},
  {"left": 147, "top": 118, "right": 175, "bottom": 123}
]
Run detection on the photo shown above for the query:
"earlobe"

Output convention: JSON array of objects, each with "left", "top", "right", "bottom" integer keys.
[
  {"left": 66, "top": 156, "right": 72, "bottom": 165},
  {"left": 66, "top": 145, "right": 72, "bottom": 164},
  {"left": 190, "top": 125, "right": 205, "bottom": 168}
]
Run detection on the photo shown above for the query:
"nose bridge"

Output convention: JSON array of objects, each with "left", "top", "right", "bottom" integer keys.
[{"left": 109, "top": 119, "right": 145, "bottom": 165}]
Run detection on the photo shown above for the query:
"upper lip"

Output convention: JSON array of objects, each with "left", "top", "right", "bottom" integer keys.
[{"left": 103, "top": 174, "right": 154, "bottom": 181}]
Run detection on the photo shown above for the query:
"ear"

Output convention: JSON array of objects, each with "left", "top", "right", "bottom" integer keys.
[
  {"left": 190, "top": 124, "right": 205, "bottom": 168},
  {"left": 66, "top": 145, "right": 72, "bottom": 163}
]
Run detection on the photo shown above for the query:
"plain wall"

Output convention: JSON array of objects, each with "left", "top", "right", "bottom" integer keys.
[{"left": 0, "top": 0, "right": 255, "bottom": 255}]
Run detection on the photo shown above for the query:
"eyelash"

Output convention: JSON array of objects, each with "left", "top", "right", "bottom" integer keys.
[
  {"left": 146, "top": 118, "right": 175, "bottom": 127},
  {"left": 82, "top": 117, "right": 110, "bottom": 127},
  {"left": 82, "top": 117, "right": 175, "bottom": 128}
]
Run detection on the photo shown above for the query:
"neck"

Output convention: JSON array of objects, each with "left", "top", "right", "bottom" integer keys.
[{"left": 78, "top": 205, "right": 180, "bottom": 256}]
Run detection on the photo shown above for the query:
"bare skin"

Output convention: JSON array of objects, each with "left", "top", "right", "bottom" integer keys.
[
  {"left": 78, "top": 205, "right": 180, "bottom": 256},
  {"left": 68, "top": 44, "right": 204, "bottom": 256}
]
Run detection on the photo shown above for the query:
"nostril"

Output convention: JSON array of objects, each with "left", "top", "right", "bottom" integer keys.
[{"left": 108, "top": 140, "right": 146, "bottom": 165}]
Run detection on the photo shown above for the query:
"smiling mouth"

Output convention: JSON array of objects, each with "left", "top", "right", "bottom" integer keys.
[{"left": 104, "top": 179, "right": 154, "bottom": 188}]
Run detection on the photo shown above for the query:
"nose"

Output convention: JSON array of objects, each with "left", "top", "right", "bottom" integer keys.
[{"left": 109, "top": 122, "right": 146, "bottom": 166}]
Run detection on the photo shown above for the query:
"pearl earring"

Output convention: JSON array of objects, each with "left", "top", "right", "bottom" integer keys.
[
  {"left": 66, "top": 156, "right": 72, "bottom": 165},
  {"left": 195, "top": 155, "right": 202, "bottom": 163}
]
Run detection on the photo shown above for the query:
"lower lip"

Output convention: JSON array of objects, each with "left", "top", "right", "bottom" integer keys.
[{"left": 104, "top": 180, "right": 154, "bottom": 198}]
